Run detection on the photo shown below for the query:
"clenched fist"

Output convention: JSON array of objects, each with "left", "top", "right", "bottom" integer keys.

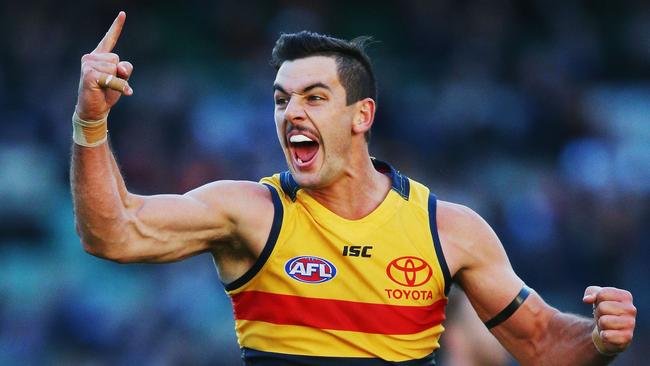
[
  {"left": 583, "top": 286, "right": 636, "bottom": 355},
  {"left": 76, "top": 11, "right": 134, "bottom": 121}
]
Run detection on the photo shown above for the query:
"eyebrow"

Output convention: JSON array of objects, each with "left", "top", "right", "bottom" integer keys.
[{"left": 273, "top": 82, "right": 331, "bottom": 94}]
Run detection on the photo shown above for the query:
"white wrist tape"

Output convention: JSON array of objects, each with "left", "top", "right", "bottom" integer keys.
[
  {"left": 72, "top": 112, "right": 108, "bottom": 147},
  {"left": 592, "top": 326, "right": 617, "bottom": 356}
]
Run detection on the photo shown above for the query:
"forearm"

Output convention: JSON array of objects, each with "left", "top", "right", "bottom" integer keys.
[
  {"left": 71, "top": 140, "right": 136, "bottom": 255},
  {"left": 538, "top": 312, "right": 615, "bottom": 366},
  {"left": 108, "top": 141, "right": 129, "bottom": 201},
  {"left": 488, "top": 291, "right": 619, "bottom": 365}
]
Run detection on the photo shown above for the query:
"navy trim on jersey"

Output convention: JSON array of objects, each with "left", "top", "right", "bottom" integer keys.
[
  {"left": 371, "top": 158, "right": 410, "bottom": 200},
  {"left": 241, "top": 348, "right": 436, "bottom": 366},
  {"left": 278, "top": 159, "right": 411, "bottom": 202},
  {"left": 428, "top": 194, "right": 452, "bottom": 296},
  {"left": 280, "top": 171, "right": 300, "bottom": 202},
  {"left": 224, "top": 183, "right": 283, "bottom": 291}
]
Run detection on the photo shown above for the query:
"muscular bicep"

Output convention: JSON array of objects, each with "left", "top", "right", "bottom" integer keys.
[
  {"left": 120, "top": 191, "right": 230, "bottom": 262},
  {"left": 438, "top": 201, "right": 557, "bottom": 362},
  {"left": 90, "top": 180, "right": 272, "bottom": 263}
]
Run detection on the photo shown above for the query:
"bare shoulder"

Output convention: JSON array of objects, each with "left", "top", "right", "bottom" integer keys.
[
  {"left": 436, "top": 200, "right": 505, "bottom": 276},
  {"left": 185, "top": 180, "right": 273, "bottom": 215},
  {"left": 437, "top": 199, "right": 524, "bottom": 319},
  {"left": 185, "top": 180, "right": 276, "bottom": 258},
  {"left": 436, "top": 200, "right": 486, "bottom": 238}
]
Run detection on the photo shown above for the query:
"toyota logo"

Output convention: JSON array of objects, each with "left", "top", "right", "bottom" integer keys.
[{"left": 386, "top": 256, "right": 433, "bottom": 287}]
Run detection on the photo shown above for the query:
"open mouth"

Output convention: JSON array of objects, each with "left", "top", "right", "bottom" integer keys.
[{"left": 288, "top": 133, "right": 320, "bottom": 167}]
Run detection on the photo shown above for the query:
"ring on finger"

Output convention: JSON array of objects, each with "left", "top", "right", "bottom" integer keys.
[{"left": 103, "top": 75, "right": 114, "bottom": 87}]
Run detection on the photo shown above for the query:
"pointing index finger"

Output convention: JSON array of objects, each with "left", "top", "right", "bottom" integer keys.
[{"left": 93, "top": 11, "right": 126, "bottom": 53}]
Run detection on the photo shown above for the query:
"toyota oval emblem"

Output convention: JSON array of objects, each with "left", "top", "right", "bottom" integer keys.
[{"left": 386, "top": 256, "right": 433, "bottom": 287}]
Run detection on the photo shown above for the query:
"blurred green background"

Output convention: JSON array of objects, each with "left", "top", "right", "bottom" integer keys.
[{"left": 0, "top": 0, "right": 648, "bottom": 364}]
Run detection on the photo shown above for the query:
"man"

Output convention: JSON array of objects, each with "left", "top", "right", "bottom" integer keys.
[{"left": 72, "top": 12, "right": 636, "bottom": 365}]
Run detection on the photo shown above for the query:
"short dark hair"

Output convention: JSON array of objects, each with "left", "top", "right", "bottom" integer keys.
[{"left": 271, "top": 31, "right": 377, "bottom": 141}]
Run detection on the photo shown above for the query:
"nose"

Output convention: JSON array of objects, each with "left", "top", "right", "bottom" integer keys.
[{"left": 284, "top": 95, "right": 306, "bottom": 123}]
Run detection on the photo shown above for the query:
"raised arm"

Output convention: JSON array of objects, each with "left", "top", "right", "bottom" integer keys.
[
  {"left": 71, "top": 12, "right": 273, "bottom": 268},
  {"left": 438, "top": 201, "right": 636, "bottom": 366}
]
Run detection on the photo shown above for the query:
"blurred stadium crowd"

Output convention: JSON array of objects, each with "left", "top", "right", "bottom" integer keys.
[{"left": 0, "top": 1, "right": 648, "bottom": 365}]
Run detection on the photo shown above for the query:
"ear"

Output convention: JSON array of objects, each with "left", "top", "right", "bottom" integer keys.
[{"left": 351, "top": 98, "right": 376, "bottom": 136}]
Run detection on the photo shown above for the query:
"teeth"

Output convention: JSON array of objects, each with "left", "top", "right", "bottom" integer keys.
[
  {"left": 289, "top": 134, "right": 313, "bottom": 143},
  {"left": 297, "top": 158, "right": 303, "bottom": 163}
]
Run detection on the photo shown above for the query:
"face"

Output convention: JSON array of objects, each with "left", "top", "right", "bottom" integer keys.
[{"left": 273, "top": 56, "right": 359, "bottom": 189}]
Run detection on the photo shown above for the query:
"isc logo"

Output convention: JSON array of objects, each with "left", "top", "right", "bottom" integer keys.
[
  {"left": 342, "top": 245, "right": 372, "bottom": 257},
  {"left": 285, "top": 256, "right": 337, "bottom": 284}
]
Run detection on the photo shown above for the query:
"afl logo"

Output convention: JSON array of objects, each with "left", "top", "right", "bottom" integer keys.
[
  {"left": 386, "top": 256, "right": 432, "bottom": 287},
  {"left": 285, "top": 256, "right": 337, "bottom": 284}
]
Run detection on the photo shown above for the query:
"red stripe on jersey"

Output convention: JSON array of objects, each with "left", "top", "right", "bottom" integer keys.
[{"left": 231, "top": 291, "right": 447, "bottom": 335}]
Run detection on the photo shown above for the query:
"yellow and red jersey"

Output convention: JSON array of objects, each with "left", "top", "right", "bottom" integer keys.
[{"left": 225, "top": 160, "right": 452, "bottom": 365}]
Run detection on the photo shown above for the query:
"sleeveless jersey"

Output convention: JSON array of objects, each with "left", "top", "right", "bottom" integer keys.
[{"left": 225, "top": 160, "right": 452, "bottom": 365}]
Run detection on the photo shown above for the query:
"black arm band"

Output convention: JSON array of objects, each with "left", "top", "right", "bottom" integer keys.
[{"left": 484, "top": 286, "right": 531, "bottom": 329}]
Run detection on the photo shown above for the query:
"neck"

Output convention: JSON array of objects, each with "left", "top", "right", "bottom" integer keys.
[{"left": 304, "top": 151, "right": 391, "bottom": 220}]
